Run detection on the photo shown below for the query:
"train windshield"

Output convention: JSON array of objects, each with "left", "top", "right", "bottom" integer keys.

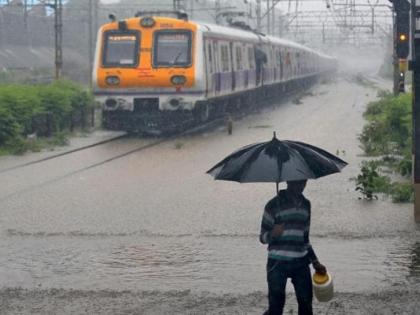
[
  {"left": 103, "top": 31, "right": 140, "bottom": 67},
  {"left": 153, "top": 31, "right": 192, "bottom": 67}
]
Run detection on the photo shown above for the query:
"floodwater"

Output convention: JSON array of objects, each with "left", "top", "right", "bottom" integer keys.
[{"left": 1, "top": 53, "right": 420, "bottom": 314}]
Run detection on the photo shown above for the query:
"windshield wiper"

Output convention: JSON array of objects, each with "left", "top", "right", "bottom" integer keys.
[{"left": 173, "top": 52, "right": 184, "bottom": 64}]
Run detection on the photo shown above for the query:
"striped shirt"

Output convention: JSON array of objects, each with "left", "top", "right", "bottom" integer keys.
[{"left": 260, "top": 190, "right": 317, "bottom": 263}]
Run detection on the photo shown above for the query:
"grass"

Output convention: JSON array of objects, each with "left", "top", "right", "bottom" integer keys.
[
  {"left": 351, "top": 73, "right": 378, "bottom": 90},
  {"left": 174, "top": 142, "right": 184, "bottom": 150},
  {"left": 355, "top": 91, "right": 413, "bottom": 202},
  {"left": 0, "top": 132, "right": 70, "bottom": 156},
  {"left": 249, "top": 125, "right": 272, "bottom": 129}
]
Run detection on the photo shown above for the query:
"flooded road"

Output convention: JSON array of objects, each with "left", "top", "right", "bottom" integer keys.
[{"left": 1, "top": 73, "right": 420, "bottom": 313}]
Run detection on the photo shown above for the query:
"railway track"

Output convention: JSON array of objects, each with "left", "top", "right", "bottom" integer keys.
[
  {"left": 0, "top": 134, "right": 128, "bottom": 174},
  {"left": 0, "top": 116, "right": 227, "bottom": 202}
]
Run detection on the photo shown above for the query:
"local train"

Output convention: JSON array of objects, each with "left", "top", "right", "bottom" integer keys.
[{"left": 93, "top": 11, "right": 337, "bottom": 133}]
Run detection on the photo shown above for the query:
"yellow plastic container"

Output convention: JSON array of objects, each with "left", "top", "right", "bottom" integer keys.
[{"left": 312, "top": 272, "right": 334, "bottom": 302}]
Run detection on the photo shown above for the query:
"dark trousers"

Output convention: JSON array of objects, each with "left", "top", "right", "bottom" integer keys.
[{"left": 265, "top": 258, "right": 313, "bottom": 315}]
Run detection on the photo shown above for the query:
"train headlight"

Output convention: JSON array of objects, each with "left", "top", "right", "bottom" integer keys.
[
  {"left": 171, "top": 75, "right": 187, "bottom": 85},
  {"left": 140, "top": 17, "right": 155, "bottom": 28},
  {"left": 169, "top": 98, "right": 180, "bottom": 108},
  {"left": 106, "top": 76, "right": 120, "bottom": 86},
  {"left": 105, "top": 98, "right": 117, "bottom": 108}
]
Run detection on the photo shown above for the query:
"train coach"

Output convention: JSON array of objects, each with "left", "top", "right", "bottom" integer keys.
[{"left": 93, "top": 11, "right": 337, "bottom": 133}]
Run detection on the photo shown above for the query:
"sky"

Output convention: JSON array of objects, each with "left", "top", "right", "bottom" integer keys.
[{"left": 0, "top": 0, "right": 394, "bottom": 13}]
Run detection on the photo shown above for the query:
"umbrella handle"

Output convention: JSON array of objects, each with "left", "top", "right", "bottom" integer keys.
[{"left": 276, "top": 181, "right": 281, "bottom": 212}]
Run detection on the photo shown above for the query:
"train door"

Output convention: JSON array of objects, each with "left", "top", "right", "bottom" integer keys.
[
  {"left": 234, "top": 43, "right": 245, "bottom": 91},
  {"left": 270, "top": 46, "right": 275, "bottom": 83},
  {"left": 278, "top": 49, "right": 283, "bottom": 81},
  {"left": 243, "top": 44, "right": 249, "bottom": 89},
  {"left": 273, "top": 48, "right": 278, "bottom": 82},
  {"left": 263, "top": 45, "right": 272, "bottom": 84},
  {"left": 247, "top": 46, "right": 255, "bottom": 88},
  {"left": 204, "top": 39, "right": 215, "bottom": 97},
  {"left": 254, "top": 46, "right": 267, "bottom": 86},
  {"left": 285, "top": 49, "right": 291, "bottom": 80},
  {"left": 214, "top": 41, "right": 221, "bottom": 95},
  {"left": 219, "top": 42, "right": 231, "bottom": 94},
  {"left": 229, "top": 42, "right": 236, "bottom": 92},
  {"left": 296, "top": 52, "right": 301, "bottom": 77}
]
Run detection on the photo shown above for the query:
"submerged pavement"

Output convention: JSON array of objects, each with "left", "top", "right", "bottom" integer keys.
[{"left": 0, "top": 74, "right": 419, "bottom": 314}]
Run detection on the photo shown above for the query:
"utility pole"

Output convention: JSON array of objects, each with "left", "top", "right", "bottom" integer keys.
[
  {"left": 278, "top": 14, "right": 283, "bottom": 37},
  {"left": 215, "top": 0, "right": 221, "bottom": 24},
  {"left": 189, "top": 0, "right": 193, "bottom": 19},
  {"left": 371, "top": 6, "right": 375, "bottom": 34},
  {"left": 267, "top": 0, "right": 270, "bottom": 34},
  {"left": 88, "top": 0, "right": 99, "bottom": 87},
  {"left": 411, "top": 0, "right": 420, "bottom": 222},
  {"left": 54, "top": 0, "right": 63, "bottom": 80},
  {"left": 272, "top": 0, "right": 275, "bottom": 36},
  {"left": 392, "top": 0, "right": 410, "bottom": 95},
  {"left": 257, "top": 0, "right": 261, "bottom": 32},
  {"left": 393, "top": 10, "right": 400, "bottom": 95},
  {"left": 173, "top": 0, "right": 185, "bottom": 11},
  {"left": 88, "top": 0, "right": 93, "bottom": 87},
  {"left": 24, "top": 0, "right": 28, "bottom": 29}
]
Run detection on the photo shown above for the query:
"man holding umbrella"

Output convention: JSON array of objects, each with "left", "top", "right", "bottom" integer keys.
[
  {"left": 207, "top": 133, "right": 347, "bottom": 315},
  {"left": 260, "top": 179, "right": 326, "bottom": 315}
]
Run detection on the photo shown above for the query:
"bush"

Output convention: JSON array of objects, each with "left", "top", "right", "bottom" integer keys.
[
  {"left": 391, "top": 182, "right": 414, "bottom": 203},
  {"left": 0, "top": 85, "right": 43, "bottom": 134},
  {"left": 357, "top": 92, "right": 415, "bottom": 203},
  {"left": 0, "top": 80, "right": 94, "bottom": 154},
  {"left": 43, "top": 80, "right": 94, "bottom": 131},
  {"left": 355, "top": 162, "right": 382, "bottom": 200},
  {"left": 361, "top": 93, "right": 412, "bottom": 156},
  {"left": 37, "top": 83, "right": 73, "bottom": 132},
  {"left": 5, "top": 136, "right": 30, "bottom": 155},
  {"left": 397, "top": 158, "right": 412, "bottom": 177},
  {"left": 47, "top": 131, "right": 69, "bottom": 146},
  {"left": 0, "top": 107, "right": 21, "bottom": 146}
]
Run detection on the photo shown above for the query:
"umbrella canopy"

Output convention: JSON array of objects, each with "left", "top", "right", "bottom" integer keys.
[{"left": 207, "top": 133, "right": 347, "bottom": 184}]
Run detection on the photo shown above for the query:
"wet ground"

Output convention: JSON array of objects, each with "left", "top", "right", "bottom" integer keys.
[{"left": 1, "top": 56, "right": 420, "bottom": 313}]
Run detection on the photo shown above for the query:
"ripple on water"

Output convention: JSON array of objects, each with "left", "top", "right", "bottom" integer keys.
[{"left": 1, "top": 232, "right": 420, "bottom": 293}]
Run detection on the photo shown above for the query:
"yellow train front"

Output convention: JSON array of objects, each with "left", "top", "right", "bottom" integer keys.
[{"left": 93, "top": 14, "right": 202, "bottom": 133}]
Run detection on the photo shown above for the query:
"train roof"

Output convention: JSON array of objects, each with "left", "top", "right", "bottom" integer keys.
[
  {"left": 195, "top": 20, "right": 334, "bottom": 60},
  {"left": 103, "top": 15, "right": 334, "bottom": 60}
]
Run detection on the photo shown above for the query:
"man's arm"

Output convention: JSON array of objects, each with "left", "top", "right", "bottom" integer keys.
[
  {"left": 304, "top": 201, "right": 327, "bottom": 274},
  {"left": 259, "top": 205, "right": 275, "bottom": 244},
  {"left": 304, "top": 201, "right": 317, "bottom": 261},
  {"left": 304, "top": 228, "right": 326, "bottom": 274}
]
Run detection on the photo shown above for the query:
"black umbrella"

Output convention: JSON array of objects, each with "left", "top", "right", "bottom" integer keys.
[{"left": 207, "top": 132, "right": 347, "bottom": 193}]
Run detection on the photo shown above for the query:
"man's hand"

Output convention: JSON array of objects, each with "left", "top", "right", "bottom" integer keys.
[
  {"left": 312, "top": 260, "right": 327, "bottom": 275},
  {"left": 270, "top": 224, "right": 284, "bottom": 238}
]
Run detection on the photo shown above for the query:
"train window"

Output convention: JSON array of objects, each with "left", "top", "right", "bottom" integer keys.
[
  {"left": 285, "top": 51, "right": 291, "bottom": 65},
  {"left": 235, "top": 47, "right": 243, "bottom": 71},
  {"left": 270, "top": 48, "right": 274, "bottom": 66},
  {"left": 213, "top": 42, "right": 219, "bottom": 72},
  {"left": 153, "top": 30, "right": 192, "bottom": 67},
  {"left": 220, "top": 45, "right": 230, "bottom": 72},
  {"left": 208, "top": 43, "right": 213, "bottom": 73},
  {"left": 248, "top": 47, "right": 254, "bottom": 69},
  {"left": 102, "top": 31, "right": 140, "bottom": 67},
  {"left": 276, "top": 50, "right": 281, "bottom": 68}
]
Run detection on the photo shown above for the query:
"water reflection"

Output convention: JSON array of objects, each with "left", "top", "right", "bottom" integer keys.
[
  {"left": 409, "top": 242, "right": 420, "bottom": 278},
  {"left": 105, "top": 244, "right": 200, "bottom": 268}
]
